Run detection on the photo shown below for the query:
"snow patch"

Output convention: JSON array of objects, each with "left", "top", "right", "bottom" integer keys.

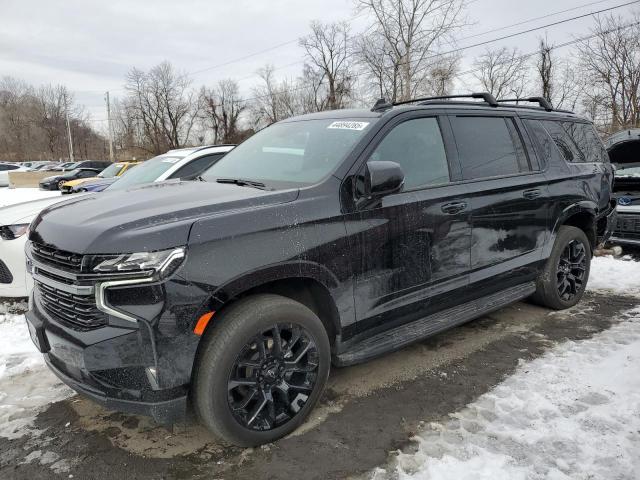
[
  {"left": 0, "top": 304, "right": 72, "bottom": 439},
  {"left": 371, "top": 307, "right": 640, "bottom": 480},
  {"left": 587, "top": 255, "right": 640, "bottom": 297}
]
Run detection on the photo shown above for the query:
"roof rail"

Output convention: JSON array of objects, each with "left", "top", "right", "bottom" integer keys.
[
  {"left": 497, "top": 97, "right": 554, "bottom": 112},
  {"left": 393, "top": 92, "right": 499, "bottom": 108}
]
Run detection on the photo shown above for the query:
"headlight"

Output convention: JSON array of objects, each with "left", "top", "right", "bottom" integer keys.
[
  {"left": 93, "top": 247, "right": 185, "bottom": 277},
  {"left": 0, "top": 224, "right": 29, "bottom": 240}
]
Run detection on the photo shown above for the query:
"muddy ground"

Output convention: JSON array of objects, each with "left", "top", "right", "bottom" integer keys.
[{"left": 1, "top": 292, "right": 637, "bottom": 480}]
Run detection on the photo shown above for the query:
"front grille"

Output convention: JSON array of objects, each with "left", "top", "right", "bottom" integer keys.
[
  {"left": 31, "top": 243, "right": 83, "bottom": 273},
  {"left": 616, "top": 215, "right": 640, "bottom": 234},
  {"left": 37, "top": 281, "right": 107, "bottom": 330},
  {"left": 0, "top": 259, "right": 13, "bottom": 284}
]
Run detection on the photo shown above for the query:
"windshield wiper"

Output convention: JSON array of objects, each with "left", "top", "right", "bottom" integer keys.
[{"left": 216, "top": 178, "right": 270, "bottom": 190}]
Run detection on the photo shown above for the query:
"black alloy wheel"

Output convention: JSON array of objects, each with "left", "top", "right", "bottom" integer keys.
[
  {"left": 227, "top": 323, "right": 319, "bottom": 431},
  {"left": 556, "top": 239, "right": 587, "bottom": 301}
]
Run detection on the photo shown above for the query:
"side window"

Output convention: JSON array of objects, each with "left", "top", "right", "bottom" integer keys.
[
  {"left": 451, "top": 116, "right": 529, "bottom": 180},
  {"left": 369, "top": 117, "right": 450, "bottom": 189},
  {"left": 540, "top": 120, "right": 583, "bottom": 163},
  {"left": 569, "top": 123, "right": 609, "bottom": 163},
  {"left": 169, "top": 154, "right": 224, "bottom": 180},
  {"left": 523, "top": 119, "right": 561, "bottom": 169}
]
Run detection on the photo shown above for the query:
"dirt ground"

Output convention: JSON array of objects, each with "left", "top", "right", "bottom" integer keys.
[{"left": 0, "top": 292, "right": 637, "bottom": 480}]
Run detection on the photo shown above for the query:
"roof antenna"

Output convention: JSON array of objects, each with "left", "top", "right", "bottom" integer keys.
[{"left": 371, "top": 98, "right": 392, "bottom": 112}]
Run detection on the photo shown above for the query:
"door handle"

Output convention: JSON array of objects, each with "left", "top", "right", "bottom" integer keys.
[
  {"left": 441, "top": 201, "right": 467, "bottom": 215},
  {"left": 523, "top": 189, "right": 541, "bottom": 200}
]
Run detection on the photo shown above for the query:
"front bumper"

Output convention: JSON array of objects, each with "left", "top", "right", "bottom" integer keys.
[
  {"left": 25, "top": 301, "right": 190, "bottom": 424},
  {"left": 39, "top": 182, "right": 57, "bottom": 191},
  {"left": 24, "top": 245, "right": 211, "bottom": 424}
]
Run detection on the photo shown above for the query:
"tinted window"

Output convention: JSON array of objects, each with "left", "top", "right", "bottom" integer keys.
[
  {"left": 566, "top": 122, "right": 608, "bottom": 163},
  {"left": 523, "top": 119, "right": 561, "bottom": 169},
  {"left": 540, "top": 120, "right": 583, "bottom": 163},
  {"left": 170, "top": 154, "right": 223, "bottom": 180},
  {"left": 451, "top": 116, "right": 529, "bottom": 180},
  {"left": 369, "top": 117, "right": 449, "bottom": 189}
]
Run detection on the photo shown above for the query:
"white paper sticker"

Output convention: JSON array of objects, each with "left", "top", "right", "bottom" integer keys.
[{"left": 327, "top": 121, "right": 370, "bottom": 131}]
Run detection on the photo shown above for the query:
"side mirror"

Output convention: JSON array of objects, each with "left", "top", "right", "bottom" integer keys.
[{"left": 365, "top": 161, "right": 404, "bottom": 197}]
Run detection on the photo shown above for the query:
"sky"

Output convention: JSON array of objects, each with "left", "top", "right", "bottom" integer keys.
[{"left": 1, "top": 0, "right": 638, "bottom": 132}]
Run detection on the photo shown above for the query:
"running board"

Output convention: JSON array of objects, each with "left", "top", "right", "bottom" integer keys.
[{"left": 335, "top": 282, "right": 536, "bottom": 367}]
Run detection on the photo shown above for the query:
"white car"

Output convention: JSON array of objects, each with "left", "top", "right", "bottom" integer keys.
[
  {"left": 0, "top": 196, "right": 69, "bottom": 297},
  {"left": 103, "top": 144, "right": 235, "bottom": 191},
  {"left": 0, "top": 145, "right": 234, "bottom": 297},
  {"left": 0, "top": 163, "right": 31, "bottom": 187}
]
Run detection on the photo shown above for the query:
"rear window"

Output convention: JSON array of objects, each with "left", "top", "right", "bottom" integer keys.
[{"left": 450, "top": 116, "right": 530, "bottom": 180}]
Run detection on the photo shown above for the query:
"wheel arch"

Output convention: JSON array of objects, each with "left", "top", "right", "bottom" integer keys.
[
  {"left": 546, "top": 202, "right": 597, "bottom": 257},
  {"left": 197, "top": 263, "right": 343, "bottom": 348}
]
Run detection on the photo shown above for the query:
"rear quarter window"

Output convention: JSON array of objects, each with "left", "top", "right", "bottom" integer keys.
[{"left": 539, "top": 120, "right": 584, "bottom": 163}]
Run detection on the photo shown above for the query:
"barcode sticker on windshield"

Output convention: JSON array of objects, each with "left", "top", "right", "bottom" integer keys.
[{"left": 327, "top": 121, "right": 369, "bottom": 131}]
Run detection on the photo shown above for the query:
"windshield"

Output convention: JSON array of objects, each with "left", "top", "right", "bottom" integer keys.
[
  {"left": 105, "top": 155, "right": 184, "bottom": 191},
  {"left": 616, "top": 166, "right": 640, "bottom": 177},
  {"left": 201, "top": 118, "right": 373, "bottom": 188},
  {"left": 97, "top": 163, "right": 123, "bottom": 178}
]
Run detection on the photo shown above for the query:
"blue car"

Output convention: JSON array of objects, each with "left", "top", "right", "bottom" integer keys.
[{"left": 70, "top": 176, "right": 118, "bottom": 193}]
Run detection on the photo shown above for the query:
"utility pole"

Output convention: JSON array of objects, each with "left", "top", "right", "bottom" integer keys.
[
  {"left": 105, "top": 91, "right": 115, "bottom": 162},
  {"left": 64, "top": 92, "right": 75, "bottom": 162}
]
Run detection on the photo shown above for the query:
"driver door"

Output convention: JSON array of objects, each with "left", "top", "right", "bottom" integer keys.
[{"left": 346, "top": 114, "right": 471, "bottom": 335}]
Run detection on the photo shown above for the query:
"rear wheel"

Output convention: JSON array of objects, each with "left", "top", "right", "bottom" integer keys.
[
  {"left": 531, "top": 226, "right": 591, "bottom": 310},
  {"left": 192, "top": 294, "right": 330, "bottom": 446}
]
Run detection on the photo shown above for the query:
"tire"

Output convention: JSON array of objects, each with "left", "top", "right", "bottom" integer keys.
[
  {"left": 531, "top": 226, "right": 591, "bottom": 310},
  {"left": 57, "top": 180, "right": 65, "bottom": 190},
  {"left": 192, "top": 294, "right": 331, "bottom": 446}
]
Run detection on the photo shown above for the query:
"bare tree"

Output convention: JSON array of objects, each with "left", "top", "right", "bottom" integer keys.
[
  {"left": 538, "top": 38, "right": 553, "bottom": 101},
  {"left": 473, "top": 47, "right": 530, "bottom": 99},
  {"left": 299, "top": 21, "right": 353, "bottom": 110},
  {"left": 356, "top": 0, "right": 467, "bottom": 102},
  {"left": 578, "top": 14, "right": 640, "bottom": 129},
  {"left": 124, "top": 61, "right": 200, "bottom": 154},
  {"left": 250, "top": 65, "right": 305, "bottom": 127},
  {"left": 200, "top": 79, "right": 247, "bottom": 144}
]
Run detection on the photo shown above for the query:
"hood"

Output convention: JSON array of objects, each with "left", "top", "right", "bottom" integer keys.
[
  {"left": 606, "top": 129, "right": 640, "bottom": 166},
  {"left": 29, "top": 180, "right": 298, "bottom": 254},
  {"left": 0, "top": 195, "right": 72, "bottom": 226}
]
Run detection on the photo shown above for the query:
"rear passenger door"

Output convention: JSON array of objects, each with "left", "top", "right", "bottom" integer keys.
[
  {"left": 348, "top": 113, "right": 472, "bottom": 334},
  {"left": 448, "top": 113, "right": 550, "bottom": 294}
]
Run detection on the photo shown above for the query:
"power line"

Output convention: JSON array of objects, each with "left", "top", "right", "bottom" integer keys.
[
  {"left": 217, "top": 0, "right": 639, "bottom": 88},
  {"left": 86, "top": 0, "right": 638, "bottom": 118}
]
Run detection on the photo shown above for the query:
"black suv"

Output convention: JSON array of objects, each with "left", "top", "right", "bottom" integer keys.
[{"left": 25, "top": 93, "right": 616, "bottom": 446}]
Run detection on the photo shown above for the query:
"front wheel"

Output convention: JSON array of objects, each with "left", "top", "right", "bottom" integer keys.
[
  {"left": 192, "top": 294, "right": 330, "bottom": 446},
  {"left": 531, "top": 226, "right": 591, "bottom": 310}
]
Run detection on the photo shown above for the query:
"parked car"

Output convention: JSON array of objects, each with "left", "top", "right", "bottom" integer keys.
[
  {"left": 25, "top": 94, "right": 616, "bottom": 446},
  {"left": 60, "top": 161, "right": 138, "bottom": 194},
  {"left": 0, "top": 163, "right": 31, "bottom": 187},
  {"left": 102, "top": 145, "right": 235, "bottom": 192},
  {"left": 0, "top": 196, "right": 66, "bottom": 297},
  {"left": 607, "top": 128, "right": 640, "bottom": 247},
  {"left": 70, "top": 167, "right": 137, "bottom": 193},
  {"left": 39, "top": 167, "right": 104, "bottom": 190},
  {"left": 70, "top": 144, "right": 234, "bottom": 193}
]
